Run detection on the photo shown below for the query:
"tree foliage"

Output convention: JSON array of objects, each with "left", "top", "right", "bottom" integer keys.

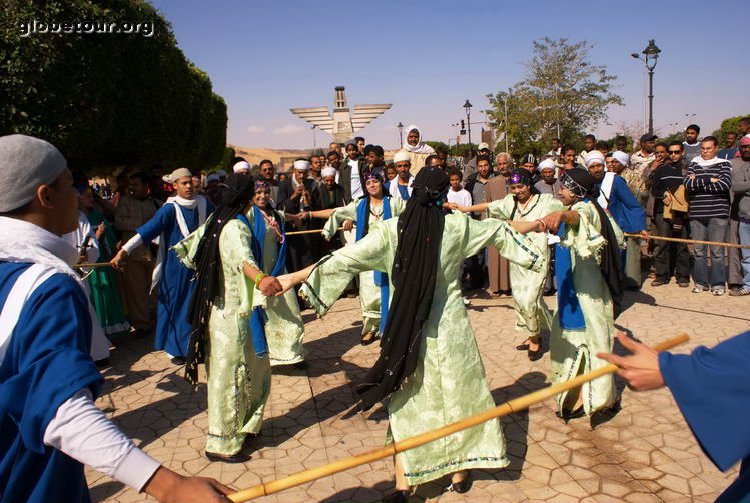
[
  {"left": 713, "top": 115, "right": 749, "bottom": 143},
  {"left": 486, "top": 37, "right": 623, "bottom": 156},
  {"left": 0, "top": 0, "right": 227, "bottom": 173}
]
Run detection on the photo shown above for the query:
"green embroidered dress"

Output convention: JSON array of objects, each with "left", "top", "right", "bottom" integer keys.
[
  {"left": 247, "top": 208, "right": 306, "bottom": 366},
  {"left": 175, "top": 217, "right": 271, "bottom": 456},
  {"left": 486, "top": 193, "right": 565, "bottom": 337},
  {"left": 550, "top": 200, "right": 624, "bottom": 415},
  {"left": 84, "top": 210, "right": 130, "bottom": 336},
  {"left": 321, "top": 197, "right": 406, "bottom": 335},
  {"left": 301, "top": 213, "right": 544, "bottom": 485}
]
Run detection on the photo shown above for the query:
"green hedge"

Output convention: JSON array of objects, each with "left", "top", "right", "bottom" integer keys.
[{"left": 0, "top": 0, "right": 227, "bottom": 173}]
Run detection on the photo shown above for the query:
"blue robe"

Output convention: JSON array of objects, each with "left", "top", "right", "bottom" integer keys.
[
  {"left": 137, "top": 202, "right": 213, "bottom": 357},
  {"left": 0, "top": 262, "right": 102, "bottom": 503},
  {"left": 659, "top": 331, "right": 750, "bottom": 502},
  {"left": 603, "top": 176, "right": 646, "bottom": 233}
]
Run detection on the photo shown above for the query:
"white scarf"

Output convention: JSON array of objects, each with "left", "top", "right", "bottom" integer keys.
[
  {"left": 402, "top": 124, "right": 434, "bottom": 154},
  {"left": 151, "top": 195, "right": 207, "bottom": 292},
  {"left": 389, "top": 175, "right": 414, "bottom": 200},
  {"left": 0, "top": 217, "right": 110, "bottom": 361},
  {"left": 692, "top": 155, "right": 726, "bottom": 168}
]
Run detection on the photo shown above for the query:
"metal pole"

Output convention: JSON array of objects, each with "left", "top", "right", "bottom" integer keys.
[
  {"left": 466, "top": 109, "right": 472, "bottom": 157},
  {"left": 647, "top": 69, "right": 654, "bottom": 136}
]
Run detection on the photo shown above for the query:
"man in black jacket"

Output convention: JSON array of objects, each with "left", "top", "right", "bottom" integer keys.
[
  {"left": 277, "top": 158, "right": 321, "bottom": 271},
  {"left": 337, "top": 139, "right": 367, "bottom": 204}
]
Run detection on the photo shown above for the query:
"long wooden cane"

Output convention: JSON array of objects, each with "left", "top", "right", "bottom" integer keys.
[
  {"left": 285, "top": 226, "right": 345, "bottom": 236},
  {"left": 228, "top": 333, "right": 689, "bottom": 502},
  {"left": 72, "top": 262, "right": 113, "bottom": 269},
  {"left": 624, "top": 232, "right": 750, "bottom": 249}
]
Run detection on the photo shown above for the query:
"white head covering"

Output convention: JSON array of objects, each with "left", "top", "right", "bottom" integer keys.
[
  {"left": 233, "top": 161, "right": 250, "bottom": 173},
  {"left": 538, "top": 158, "right": 556, "bottom": 171},
  {"left": 584, "top": 150, "right": 606, "bottom": 168},
  {"left": 611, "top": 151, "right": 630, "bottom": 167},
  {"left": 0, "top": 134, "right": 68, "bottom": 212},
  {"left": 169, "top": 167, "right": 193, "bottom": 183},
  {"left": 393, "top": 150, "right": 411, "bottom": 163},
  {"left": 321, "top": 166, "right": 337, "bottom": 178},
  {"left": 402, "top": 125, "right": 436, "bottom": 154},
  {"left": 293, "top": 160, "right": 310, "bottom": 171}
]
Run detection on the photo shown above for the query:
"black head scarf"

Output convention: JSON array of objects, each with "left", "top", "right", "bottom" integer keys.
[
  {"left": 560, "top": 170, "right": 624, "bottom": 317},
  {"left": 185, "top": 173, "right": 255, "bottom": 384},
  {"left": 355, "top": 167, "right": 449, "bottom": 411}
]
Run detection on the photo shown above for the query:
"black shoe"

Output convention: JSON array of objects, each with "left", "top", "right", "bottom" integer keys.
[
  {"left": 515, "top": 343, "right": 530, "bottom": 351},
  {"left": 677, "top": 281, "right": 690, "bottom": 288},
  {"left": 528, "top": 347, "right": 543, "bottom": 362},
  {"left": 205, "top": 450, "right": 252, "bottom": 463},
  {"left": 95, "top": 357, "right": 111, "bottom": 368},
  {"left": 361, "top": 333, "right": 379, "bottom": 346},
  {"left": 170, "top": 356, "right": 186, "bottom": 365},
  {"left": 447, "top": 472, "right": 472, "bottom": 494},
  {"left": 556, "top": 405, "right": 585, "bottom": 423},
  {"left": 650, "top": 278, "right": 668, "bottom": 287},
  {"left": 382, "top": 490, "right": 410, "bottom": 502}
]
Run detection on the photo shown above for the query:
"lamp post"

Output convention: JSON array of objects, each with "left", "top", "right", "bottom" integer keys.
[
  {"left": 463, "top": 99, "right": 473, "bottom": 157},
  {"left": 311, "top": 125, "right": 317, "bottom": 149},
  {"left": 397, "top": 122, "right": 404, "bottom": 148},
  {"left": 631, "top": 39, "right": 661, "bottom": 136}
]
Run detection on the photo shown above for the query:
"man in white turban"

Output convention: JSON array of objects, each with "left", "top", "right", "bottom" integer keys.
[
  {"left": 387, "top": 150, "right": 414, "bottom": 201},
  {"left": 403, "top": 125, "right": 436, "bottom": 176},
  {"left": 232, "top": 160, "right": 251, "bottom": 175},
  {"left": 277, "top": 158, "right": 322, "bottom": 271}
]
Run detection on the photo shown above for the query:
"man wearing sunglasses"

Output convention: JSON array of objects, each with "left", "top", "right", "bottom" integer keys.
[{"left": 650, "top": 141, "right": 691, "bottom": 287}]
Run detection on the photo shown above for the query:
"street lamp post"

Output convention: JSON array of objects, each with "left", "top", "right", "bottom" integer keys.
[
  {"left": 397, "top": 122, "right": 404, "bottom": 148},
  {"left": 463, "top": 99, "right": 473, "bottom": 157},
  {"left": 631, "top": 39, "right": 661, "bottom": 136}
]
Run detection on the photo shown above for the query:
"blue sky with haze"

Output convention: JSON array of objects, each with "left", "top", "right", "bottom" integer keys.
[{"left": 151, "top": 0, "right": 748, "bottom": 150}]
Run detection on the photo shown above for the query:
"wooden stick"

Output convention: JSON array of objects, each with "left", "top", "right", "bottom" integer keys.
[
  {"left": 72, "top": 262, "right": 112, "bottom": 269},
  {"left": 228, "top": 334, "right": 690, "bottom": 502},
  {"left": 285, "top": 227, "right": 345, "bottom": 236},
  {"left": 624, "top": 232, "right": 750, "bottom": 249}
]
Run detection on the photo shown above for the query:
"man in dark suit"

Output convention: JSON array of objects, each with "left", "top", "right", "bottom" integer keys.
[{"left": 337, "top": 139, "right": 367, "bottom": 204}]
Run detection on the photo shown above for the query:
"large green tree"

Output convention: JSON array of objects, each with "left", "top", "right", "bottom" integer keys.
[
  {"left": 0, "top": 0, "right": 227, "bottom": 172},
  {"left": 486, "top": 37, "right": 623, "bottom": 156}
]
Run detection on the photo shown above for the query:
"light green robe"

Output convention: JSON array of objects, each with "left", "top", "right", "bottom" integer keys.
[
  {"left": 550, "top": 200, "right": 624, "bottom": 416},
  {"left": 301, "top": 214, "right": 545, "bottom": 485},
  {"left": 321, "top": 197, "right": 406, "bottom": 335},
  {"left": 486, "top": 193, "right": 565, "bottom": 336},
  {"left": 174, "top": 218, "right": 271, "bottom": 455},
  {"left": 247, "top": 208, "right": 306, "bottom": 366}
]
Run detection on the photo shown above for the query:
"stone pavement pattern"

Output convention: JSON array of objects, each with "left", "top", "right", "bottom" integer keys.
[{"left": 87, "top": 283, "right": 746, "bottom": 502}]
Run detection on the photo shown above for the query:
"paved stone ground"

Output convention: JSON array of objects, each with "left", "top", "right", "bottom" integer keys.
[{"left": 87, "top": 281, "right": 747, "bottom": 502}]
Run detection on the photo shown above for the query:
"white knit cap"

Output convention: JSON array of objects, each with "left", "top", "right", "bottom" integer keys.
[
  {"left": 538, "top": 158, "right": 556, "bottom": 171},
  {"left": 169, "top": 168, "right": 193, "bottom": 183},
  {"left": 393, "top": 150, "right": 411, "bottom": 163},
  {"left": 584, "top": 150, "right": 606, "bottom": 168},
  {"left": 233, "top": 161, "right": 250, "bottom": 173},
  {"left": 321, "top": 166, "right": 337, "bottom": 178},
  {"left": 611, "top": 151, "right": 630, "bottom": 167},
  {"left": 0, "top": 134, "right": 68, "bottom": 212},
  {"left": 293, "top": 160, "right": 310, "bottom": 171}
]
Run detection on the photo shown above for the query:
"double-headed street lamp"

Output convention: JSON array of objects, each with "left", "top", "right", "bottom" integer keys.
[
  {"left": 463, "top": 99, "right": 473, "bottom": 156},
  {"left": 631, "top": 39, "right": 661, "bottom": 136}
]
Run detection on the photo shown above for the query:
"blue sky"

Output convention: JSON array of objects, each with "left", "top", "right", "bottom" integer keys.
[{"left": 150, "top": 0, "right": 748, "bottom": 150}]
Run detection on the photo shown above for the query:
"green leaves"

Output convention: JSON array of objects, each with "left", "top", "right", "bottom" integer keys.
[{"left": 0, "top": 0, "right": 227, "bottom": 174}]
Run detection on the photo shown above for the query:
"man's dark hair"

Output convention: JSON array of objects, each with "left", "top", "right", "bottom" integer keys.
[
  {"left": 585, "top": 134, "right": 596, "bottom": 141},
  {"left": 701, "top": 135, "right": 718, "bottom": 147},
  {"left": 374, "top": 145, "right": 384, "bottom": 157},
  {"left": 363, "top": 144, "right": 377, "bottom": 156},
  {"left": 354, "top": 136, "right": 365, "bottom": 143},
  {"left": 476, "top": 154, "right": 491, "bottom": 164},
  {"left": 668, "top": 141, "right": 683, "bottom": 150},
  {"left": 740, "top": 117, "right": 750, "bottom": 127},
  {"left": 686, "top": 124, "right": 700, "bottom": 134},
  {"left": 595, "top": 140, "right": 609, "bottom": 150},
  {"left": 435, "top": 145, "right": 448, "bottom": 156},
  {"left": 326, "top": 150, "right": 339, "bottom": 159},
  {"left": 130, "top": 171, "right": 150, "bottom": 185},
  {"left": 446, "top": 167, "right": 463, "bottom": 180},
  {"left": 562, "top": 145, "right": 577, "bottom": 155},
  {"left": 259, "top": 159, "right": 273, "bottom": 169},
  {"left": 552, "top": 138, "right": 561, "bottom": 143},
  {"left": 655, "top": 142, "right": 668, "bottom": 150},
  {"left": 425, "top": 154, "right": 439, "bottom": 166}
]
